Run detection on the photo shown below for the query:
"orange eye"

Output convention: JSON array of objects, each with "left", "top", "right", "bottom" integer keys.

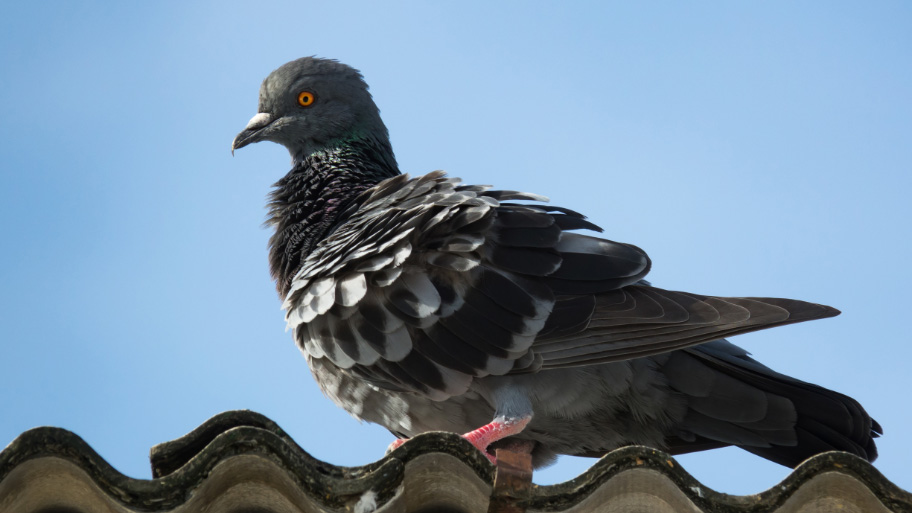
[{"left": 297, "top": 91, "right": 316, "bottom": 107}]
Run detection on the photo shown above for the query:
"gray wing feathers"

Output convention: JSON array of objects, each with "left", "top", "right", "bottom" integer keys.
[
  {"left": 287, "top": 172, "right": 509, "bottom": 397},
  {"left": 285, "top": 171, "right": 840, "bottom": 402},
  {"left": 336, "top": 273, "right": 368, "bottom": 306},
  {"left": 534, "top": 288, "right": 839, "bottom": 367}
]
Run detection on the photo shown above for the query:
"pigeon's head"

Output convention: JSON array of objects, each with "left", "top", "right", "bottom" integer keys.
[{"left": 232, "top": 57, "right": 389, "bottom": 161}]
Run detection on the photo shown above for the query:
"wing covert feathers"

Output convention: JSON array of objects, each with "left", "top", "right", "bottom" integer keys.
[{"left": 285, "top": 171, "right": 839, "bottom": 399}]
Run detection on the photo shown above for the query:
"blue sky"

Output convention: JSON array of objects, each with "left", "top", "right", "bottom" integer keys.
[{"left": 1, "top": 1, "right": 910, "bottom": 495}]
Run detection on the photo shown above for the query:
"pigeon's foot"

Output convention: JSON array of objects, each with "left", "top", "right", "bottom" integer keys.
[
  {"left": 385, "top": 416, "right": 531, "bottom": 463},
  {"left": 462, "top": 415, "right": 531, "bottom": 464},
  {"left": 386, "top": 438, "right": 407, "bottom": 454}
]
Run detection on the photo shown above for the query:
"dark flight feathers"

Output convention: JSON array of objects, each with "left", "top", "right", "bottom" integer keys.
[{"left": 284, "top": 172, "right": 841, "bottom": 401}]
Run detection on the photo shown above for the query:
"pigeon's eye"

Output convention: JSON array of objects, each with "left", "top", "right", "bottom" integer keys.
[{"left": 297, "top": 91, "right": 316, "bottom": 107}]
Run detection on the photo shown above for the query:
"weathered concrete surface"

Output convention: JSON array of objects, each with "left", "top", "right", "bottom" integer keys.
[{"left": 1, "top": 410, "right": 909, "bottom": 512}]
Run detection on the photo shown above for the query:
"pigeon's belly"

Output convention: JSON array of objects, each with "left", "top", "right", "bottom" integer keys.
[
  {"left": 476, "top": 360, "right": 686, "bottom": 457},
  {"left": 307, "top": 353, "right": 685, "bottom": 457}
]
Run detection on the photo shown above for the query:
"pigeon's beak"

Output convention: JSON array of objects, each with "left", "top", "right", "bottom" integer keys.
[{"left": 232, "top": 112, "right": 274, "bottom": 155}]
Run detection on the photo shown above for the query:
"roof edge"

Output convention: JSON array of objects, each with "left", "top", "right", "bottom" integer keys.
[{"left": 1, "top": 410, "right": 908, "bottom": 512}]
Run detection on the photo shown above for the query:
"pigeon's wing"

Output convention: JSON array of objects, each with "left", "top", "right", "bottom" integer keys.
[
  {"left": 284, "top": 171, "right": 648, "bottom": 399},
  {"left": 530, "top": 285, "right": 839, "bottom": 369},
  {"left": 285, "top": 171, "right": 837, "bottom": 399}
]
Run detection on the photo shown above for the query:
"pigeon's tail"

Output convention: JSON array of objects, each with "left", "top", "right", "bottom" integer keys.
[{"left": 661, "top": 340, "right": 880, "bottom": 467}]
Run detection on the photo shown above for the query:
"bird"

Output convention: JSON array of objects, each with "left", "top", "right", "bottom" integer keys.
[{"left": 232, "top": 56, "right": 879, "bottom": 468}]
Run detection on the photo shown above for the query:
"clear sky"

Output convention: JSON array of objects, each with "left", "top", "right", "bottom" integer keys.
[{"left": 1, "top": 1, "right": 909, "bottom": 496}]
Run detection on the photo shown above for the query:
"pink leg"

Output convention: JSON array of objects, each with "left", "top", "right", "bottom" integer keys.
[
  {"left": 462, "top": 416, "right": 532, "bottom": 464},
  {"left": 387, "top": 438, "right": 407, "bottom": 453},
  {"left": 386, "top": 415, "right": 532, "bottom": 464}
]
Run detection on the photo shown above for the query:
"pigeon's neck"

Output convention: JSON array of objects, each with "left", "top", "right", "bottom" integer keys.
[{"left": 267, "top": 137, "right": 400, "bottom": 297}]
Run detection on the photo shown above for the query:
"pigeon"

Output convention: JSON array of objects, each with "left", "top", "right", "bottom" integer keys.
[{"left": 232, "top": 57, "right": 879, "bottom": 468}]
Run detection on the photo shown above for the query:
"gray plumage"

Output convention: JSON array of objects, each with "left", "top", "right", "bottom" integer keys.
[{"left": 232, "top": 57, "right": 879, "bottom": 468}]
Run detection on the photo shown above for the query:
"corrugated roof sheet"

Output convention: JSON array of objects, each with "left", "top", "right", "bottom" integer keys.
[{"left": 1, "top": 410, "right": 909, "bottom": 512}]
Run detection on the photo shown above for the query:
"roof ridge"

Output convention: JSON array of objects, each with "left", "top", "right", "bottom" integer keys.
[{"left": 1, "top": 411, "right": 909, "bottom": 512}]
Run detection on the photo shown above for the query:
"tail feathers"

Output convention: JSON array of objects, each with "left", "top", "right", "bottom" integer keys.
[
  {"left": 665, "top": 340, "right": 879, "bottom": 467},
  {"left": 744, "top": 417, "right": 880, "bottom": 467}
]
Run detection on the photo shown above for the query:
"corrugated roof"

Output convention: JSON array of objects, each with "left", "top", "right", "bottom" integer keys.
[{"left": 1, "top": 410, "right": 909, "bottom": 512}]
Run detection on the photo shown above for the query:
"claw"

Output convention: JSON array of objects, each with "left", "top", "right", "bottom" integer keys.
[
  {"left": 386, "top": 438, "right": 408, "bottom": 454},
  {"left": 461, "top": 416, "right": 531, "bottom": 464},
  {"left": 385, "top": 416, "right": 532, "bottom": 464}
]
